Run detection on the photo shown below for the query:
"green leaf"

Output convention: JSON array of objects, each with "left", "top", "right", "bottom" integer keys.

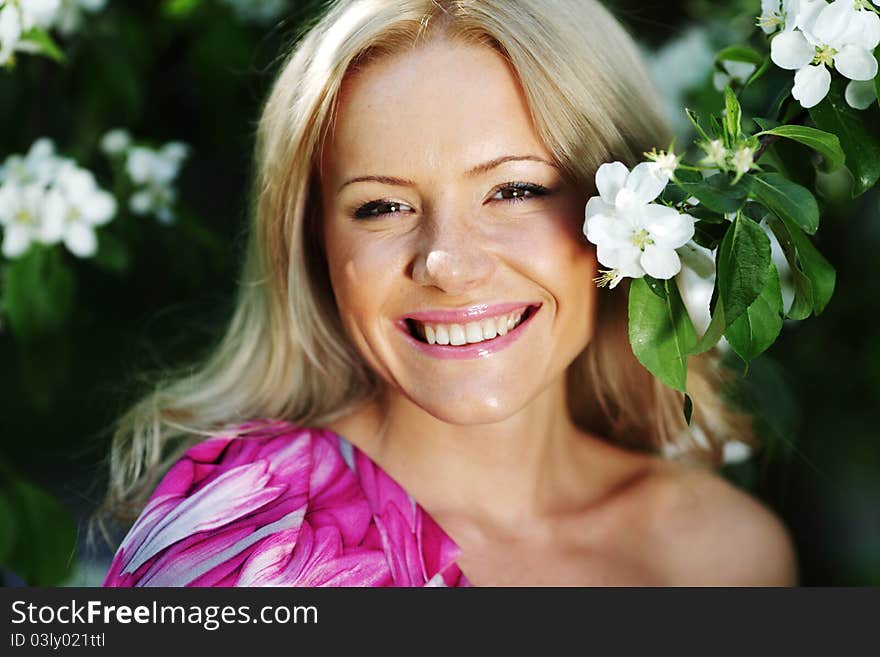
[
  {"left": 683, "top": 394, "right": 693, "bottom": 426},
  {"left": 643, "top": 275, "right": 667, "bottom": 299},
  {"left": 758, "top": 137, "right": 818, "bottom": 189},
  {"left": 628, "top": 278, "right": 696, "bottom": 392},
  {"left": 4, "top": 476, "right": 77, "bottom": 586},
  {"left": 2, "top": 246, "right": 76, "bottom": 344},
  {"left": 685, "top": 108, "right": 710, "bottom": 142},
  {"left": 717, "top": 212, "right": 771, "bottom": 326},
  {"left": 724, "top": 263, "right": 784, "bottom": 363},
  {"left": 674, "top": 173, "right": 752, "bottom": 214},
  {"left": 777, "top": 215, "right": 836, "bottom": 315},
  {"left": 809, "top": 81, "right": 880, "bottom": 197},
  {"left": 662, "top": 169, "right": 701, "bottom": 205},
  {"left": 18, "top": 28, "right": 66, "bottom": 64},
  {"left": 755, "top": 124, "right": 845, "bottom": 170},
  {"left": 715, "top": 45, "right": 764, "bottom": 67},
  {"left": 767, "top": 218, "right": 813, "bottom": 321},
  {"left": 748, "top": 172, "right": 820, "bottom": 235},
  {"left": 693, "top": 218, "right": 727, "bottom": 250},
  {"left": 745, "top": 57, "right": 772, "bottom": 88},
  {"left": 724, "top": 85, "right": 742, "bottom": 142}
]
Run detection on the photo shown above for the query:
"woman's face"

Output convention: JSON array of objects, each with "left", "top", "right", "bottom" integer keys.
[{"left": 319, "top": 39, "right": 598, "bottom": 425}]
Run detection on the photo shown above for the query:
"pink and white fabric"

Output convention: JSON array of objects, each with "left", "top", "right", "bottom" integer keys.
[{"left": 103, "top": 420, "right": 469, "bottom": 587}]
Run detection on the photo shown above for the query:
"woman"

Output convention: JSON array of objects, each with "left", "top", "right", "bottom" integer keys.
[{"left": 101, "top": 0, "right": 797, "bottom": 586}]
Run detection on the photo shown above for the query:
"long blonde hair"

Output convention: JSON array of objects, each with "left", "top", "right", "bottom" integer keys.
[{"left": 100, "top": 0, "right": 751, "bottom": 526}]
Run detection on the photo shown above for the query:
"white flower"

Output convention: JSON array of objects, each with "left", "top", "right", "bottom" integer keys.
[
  {"left": 22, "top": 0, "right": 63, "bottom": 29},
  {"left": 124, "top": 141, "right": 189, "bottom": 223},
  {"left": 731, "top": 144, "right": 758, "bottom": 176},
  {"left": 700, "top": 139, "right": 728, "bottom": 167},
  {"left": 0, "top": 139, "right": 117, "bottom": 259},
  {"left": 0, "top": 3, "right": 23, "bottom": 65},
  {"left": 713, "top": 60, "right": 758, "bottom": 91},
  {"left": 42, "top": 162, "right": 116, "bottom": 257},
  {"left": 55, "top": 0, "right": 107, "bottom": 36},
  {"left": 0, "top": 138, "right": 62, "bottom": 186},
  {"left": 770, "top": 0, "right": 880, "bottom": 108},
  {"left": 758, "top": 0, "right": 802, "bottom": 34},
  {"left": 0, "top": 183, "right": 49, "bottom": 257},
  {"left": 99, "top": 128, "right": 131, "bottom": 156},
  {"left": 844, "top": 78, "right": 878, "bottom": 108},
  {"left": 644, "top": 147, "right": 681, "bottom": 179},
  {"left": 0, "top": 0, "right": 61, "bottom": 65},
  {"left": 583, "top": 162, "right": 696, "bottom": 288}
]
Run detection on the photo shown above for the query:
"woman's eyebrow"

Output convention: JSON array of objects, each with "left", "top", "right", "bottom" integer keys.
[{"left": 336, "top": 154, "right": 559, "bottom": 192}]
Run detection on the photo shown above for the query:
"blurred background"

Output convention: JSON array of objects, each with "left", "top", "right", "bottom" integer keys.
[{"left": 0, "top": 0, "right": 877, "bottom": 586}]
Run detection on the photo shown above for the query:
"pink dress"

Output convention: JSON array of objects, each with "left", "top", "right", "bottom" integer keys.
[{"left": 103, "top": 419, "right": 470, "bottom": 587}]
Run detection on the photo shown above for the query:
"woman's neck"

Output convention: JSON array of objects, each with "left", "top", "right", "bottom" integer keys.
[{"left": 325, "top": 376, "right": 641, "bottom": 540}]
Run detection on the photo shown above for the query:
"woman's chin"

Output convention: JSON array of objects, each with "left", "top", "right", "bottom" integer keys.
[{"left": 400, "top": 387, "right": 533, "bottom": 426}]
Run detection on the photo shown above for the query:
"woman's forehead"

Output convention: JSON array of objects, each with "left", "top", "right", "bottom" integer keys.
[{"left": 321, "top": 39, "right": 552, "bottom": 183}]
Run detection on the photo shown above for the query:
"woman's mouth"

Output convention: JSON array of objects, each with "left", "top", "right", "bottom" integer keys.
[
  {"left": 396, "top": 303, "right": 541, "bottom": 359},
  {"left": 405, "top": 305, "right": 535, "bottom": 345}
]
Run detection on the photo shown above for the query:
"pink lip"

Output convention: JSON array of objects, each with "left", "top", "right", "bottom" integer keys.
[
  {"left": 394, "top": 303, "right": 542, "bottom": 360},
  {"left": 398, "top": 302, "right": 536, "bottom": 324}
]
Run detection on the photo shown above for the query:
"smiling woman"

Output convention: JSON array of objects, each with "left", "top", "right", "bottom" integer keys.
[{"left": 99, "top": 0, "right": 797, "bottom": 587}]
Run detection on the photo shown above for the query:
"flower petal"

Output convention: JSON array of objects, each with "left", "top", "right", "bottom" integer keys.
[
  {"left": 812, "top": 0, "right": 860, "bottom": 45},
  {"left": 614, "top": 246, "right": 645, "bottom": 278},
  {"left": 644, "top": 205, "right": 695, "bottom": 249},
  {"left": 595, "top": 161, "right": 629, "bottom": 204},
  {"left": 845, "top": 79, "right": 877, "bottom": 110},
  {"left": 40, "top": 190, "right": 66, "bottom": 244},
  {"left": 858, "top": 9, "right": 880, "bottom": 50},
  {"left": 792, "top": 64, "right": 831, "bottom": 108},
  {"left": 585, "top": 212, "right": 631, "bottom": 248},
  {"left": 834, "top": 45, "right": 878, "bottom": 81},
  {"left": 82, "top": 189, "right": 116, "bottom": 225},
  {"left": 625, "top": 162, "right": 668, "bottom": 204},
  {"left": 63, "top": 222, "right": 98, "bottom": 258},
  {"left": 2, "top": 223, "right": 32, "bottom": 258},
  {"left": 583, "top": 195, "right": 614, "bottom": 222},
  {"left": 596, "top": 244, "right": 621, "bottom": 269},
  {"left": 770, "top": 29, "right": 814, "bottom": 70},
  {"left": 640, "top": 245, "right": 682, "bottom": 279}
]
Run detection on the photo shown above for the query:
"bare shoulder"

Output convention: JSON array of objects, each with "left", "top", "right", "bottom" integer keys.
[{"left": 629, "top": 460, "right": 798, "bottom": 586}]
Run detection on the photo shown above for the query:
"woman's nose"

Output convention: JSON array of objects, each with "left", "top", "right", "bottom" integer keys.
[{"left": 411, "top": 222, "right": 496, "bottom": 296}]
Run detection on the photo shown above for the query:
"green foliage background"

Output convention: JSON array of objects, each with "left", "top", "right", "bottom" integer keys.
[{"left": 0, "top": 0, "right": 877, "bottom": 585}]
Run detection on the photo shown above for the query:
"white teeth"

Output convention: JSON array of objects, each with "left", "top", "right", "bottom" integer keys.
[
  {"left": 449, "top": 324, "right": 466, "bottom": 346},
  {"left": 411, "top": 307, "right": 532, "bottom": 346},
  {"left": 465, "top": 322, "right": 483, "bottom": 343}
]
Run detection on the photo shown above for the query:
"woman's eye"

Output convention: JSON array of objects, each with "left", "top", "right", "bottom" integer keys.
[
  {"left": 491, "top": 182, "right": 550, "bottom": 204},
  {"left": 353, "top": 200, "right": 413, "bottom": 219}
]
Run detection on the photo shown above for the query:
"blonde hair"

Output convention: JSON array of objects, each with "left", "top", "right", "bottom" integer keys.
[{"left": 99, "top": 0, "right": 751, "bottom": 526}]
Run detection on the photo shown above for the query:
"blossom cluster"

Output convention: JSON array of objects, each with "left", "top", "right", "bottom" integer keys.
[
  {"left": 0, "top": 138, "right": 115, "bottom": 258},
  {"left": 763, "top": 0, "right": 880, "bottom": 108},
  {"left": 100, "top": 130, "right": 190, "bottom": 224},
  {"left": 582, "top": 158, "right": 696, "bottom": 289},
  {"left": 0, "top": 0, "right": 106, "bottom": 66}
]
